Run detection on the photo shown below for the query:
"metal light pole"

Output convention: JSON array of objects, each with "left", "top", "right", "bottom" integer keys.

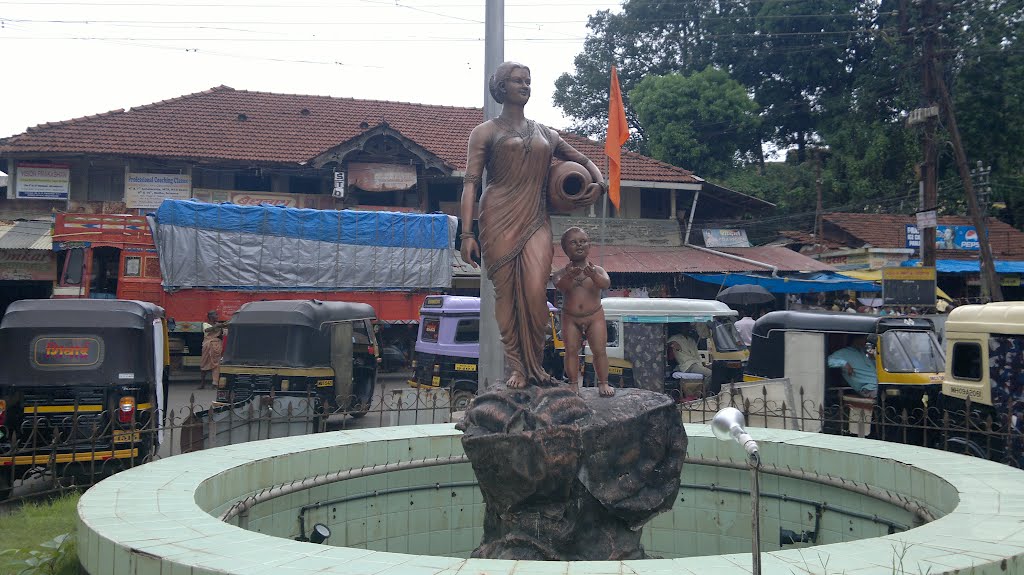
[
  {"left": 478, "top": 0, "right": 505, "bottom": 391},
  {"left": 712, "top": 407, "right": 762, "bottom": 575}
]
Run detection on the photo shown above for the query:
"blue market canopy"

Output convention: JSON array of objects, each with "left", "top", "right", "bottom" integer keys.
[
  {"left": 901, "top": 259, "right": 1024, "bottom": 274},
  {"left": 687, "top": 273, "right": 880, "bottom": 294}
]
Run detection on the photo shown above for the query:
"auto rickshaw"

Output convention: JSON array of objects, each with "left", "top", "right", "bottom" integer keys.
[
  {"left": 216, "top": 300, "right": 379, "bottom": 419},
  {"left": 407, "top": 295, "right": 564, "bottom": 411},
  {"left": 580, "top": 297, "right": 745, "bottom": 398},
  {"left": 0, "top": 299, "right": 168, "bottom": 500},
  {"left": 744, "top": 311, "right": 944, "bottom": 436},
  {"left": 938, "top": 302, "right": 1024, "bottom": 464}
]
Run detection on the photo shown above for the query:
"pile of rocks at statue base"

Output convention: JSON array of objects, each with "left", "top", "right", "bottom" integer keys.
[{"left": 456, "top": 385, "right": 687, "bottom": 561}]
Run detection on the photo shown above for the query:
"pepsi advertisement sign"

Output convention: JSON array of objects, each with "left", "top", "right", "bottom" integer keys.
[{"left": 906, "top": 224, "right": 981, "bottom": 250}]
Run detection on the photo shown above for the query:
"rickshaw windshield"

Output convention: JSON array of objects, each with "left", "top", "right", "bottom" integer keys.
[
  {"left": 224, "top": 324, "right": 330, "bottom": 367},
  {"left": 880, "top": 330, "right": 944, "bottom": 373},
  {"left": 712, "top": 318, "right": 743, "bottom": 351}
]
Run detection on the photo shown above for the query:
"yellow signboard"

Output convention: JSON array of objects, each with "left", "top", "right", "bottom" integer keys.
[{"left": 882, "top": 267, "right": 936, "bottom": 281}]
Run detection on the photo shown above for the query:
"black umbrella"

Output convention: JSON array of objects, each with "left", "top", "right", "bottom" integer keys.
[{"left": 716, "top": 284, "right": 775, "bottom": 306}]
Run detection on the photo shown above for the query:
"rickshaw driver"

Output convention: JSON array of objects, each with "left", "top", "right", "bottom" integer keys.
[
  {"left": 668, "top": 325, "right": 712, "bottom": 395},
  {"left": 554, "top": 227, "right": 614, "bottom": 397},
  {"left": 827, "top": 334, "right": 879, "bottom": 398}
]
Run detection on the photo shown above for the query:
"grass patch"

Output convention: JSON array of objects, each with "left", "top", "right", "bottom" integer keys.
[{"left": 0, "top": 493, "right": 81, "bottom": 575}]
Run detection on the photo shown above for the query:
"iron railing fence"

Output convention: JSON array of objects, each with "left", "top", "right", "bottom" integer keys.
[
  {"left": 0, "top": 384, "right": 451, "bottom": 504},
  {"left": 676, "top": 384, "right": 1023, "bottom": 468},
  {"left": 2, "top": 382, "right": 1019, "bottom": 504}
]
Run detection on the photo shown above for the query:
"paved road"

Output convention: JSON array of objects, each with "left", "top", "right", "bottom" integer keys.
[{"left": 3, "top": 370, "right": 424, "bottom": 507}]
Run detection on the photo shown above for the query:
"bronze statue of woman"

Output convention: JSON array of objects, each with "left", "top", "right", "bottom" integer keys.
[{"left": 460, "top": 61, "right": 606, "bottom": 389}]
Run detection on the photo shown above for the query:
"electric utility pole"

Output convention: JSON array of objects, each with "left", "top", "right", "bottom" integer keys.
[
  {"left": 907, "top": 0, "right": 939, "bottom": 267},
  {"left": 920, "top": 0, "right": 939, "bottom": 268},
  {"left": 478, "top": 0, "right": 505, "bottom": 390},
  {"left": 933, "top": 58, "right": 1003, "bottom": 301}
]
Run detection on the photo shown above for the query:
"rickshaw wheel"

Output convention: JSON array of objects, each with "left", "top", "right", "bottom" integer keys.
[
  {"left": 940, "top": 435, "right": 987, "bottom": 459},
  {"left": 451, "top": 389, "right": 475, "bottom": 412}
]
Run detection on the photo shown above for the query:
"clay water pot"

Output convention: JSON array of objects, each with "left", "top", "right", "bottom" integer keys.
[{"left": 547, "top": 161, "right": 593, "bottom": 214}]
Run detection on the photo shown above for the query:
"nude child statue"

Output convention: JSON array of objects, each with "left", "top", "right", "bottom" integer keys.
[{"left": 554, "top": 227, "right": 613, "bottom": 397}]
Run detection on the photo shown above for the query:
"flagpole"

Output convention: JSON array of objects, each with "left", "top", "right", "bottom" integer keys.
[{"left": 601, "top": 191, "right": 607, "bottom": 273}]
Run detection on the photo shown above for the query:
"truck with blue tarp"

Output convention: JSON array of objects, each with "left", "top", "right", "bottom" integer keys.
[{"left": 51, "top": 200, "right": 456, "bottom": 374}]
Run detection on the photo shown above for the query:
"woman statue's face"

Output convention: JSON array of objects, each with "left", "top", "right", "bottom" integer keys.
[{"left": 504, "top": 68, "right": 531, "bottom": 105}]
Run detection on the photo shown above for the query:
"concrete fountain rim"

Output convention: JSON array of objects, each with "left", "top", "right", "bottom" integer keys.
[{"left": 77, "top": 423, "right": 1024, "bottom": 575}]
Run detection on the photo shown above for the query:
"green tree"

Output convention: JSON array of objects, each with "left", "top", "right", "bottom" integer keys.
[
  {"left": 552, "top": 0, "right": 726, "bottom": 148},
  {"left": 945, "top": 0, "right": 1024, "bottom": 224},
  {"left": 630, "top": 67, "right": 761, "bottom": 177}
]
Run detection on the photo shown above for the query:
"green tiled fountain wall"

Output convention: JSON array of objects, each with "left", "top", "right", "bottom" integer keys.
[
  {"left": 205, "top": 435, "right": 943, "bottom": 559},
  {"left": 79, "top": 425, "right": 1024, "bottom": 575}
]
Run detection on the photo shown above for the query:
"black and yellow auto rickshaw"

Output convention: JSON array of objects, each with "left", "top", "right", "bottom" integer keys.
[
  {"left": 0, "top": 299, "right": 168, "bottom": 500},
  {"left": 745, "top": 311, "right": 944, "bottom": 436},
  {"left": 216, "top": 300, "right": 379, "bottom": 418}
]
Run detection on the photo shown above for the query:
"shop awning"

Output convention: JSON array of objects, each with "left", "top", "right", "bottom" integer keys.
[
  {"left": 0, "top": 220, "right": 52, "bottom": 250},
  {"left": 841, "top": 269, "right": 882, "bottom": 281},
  {"left": 687, "top": 272, "right": 880, "bottom": 294},
  {"left": 902, "top": 259, "right": 1024, "bottom": 274}
]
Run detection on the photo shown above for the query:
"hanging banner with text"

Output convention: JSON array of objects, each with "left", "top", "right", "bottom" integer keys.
[
  {"left": 16, "top": 164, "right": 70, "bottom": 200},
  {"left": 125, "top": 173, "right": 192, "bottom": 209},
  {"left": 905, "top": 224, "right": 981, "bottom": 251},
  {"left": 882, "top": 267, "right": 937, "bottom": 306}
]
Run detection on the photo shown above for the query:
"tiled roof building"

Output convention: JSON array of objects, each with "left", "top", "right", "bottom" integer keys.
[
  {"left": 0, "top": 86, "right": 702, "bottom": 184},
  {"left": 822, "top": 212, "right": 1024, "bottom": 260}
]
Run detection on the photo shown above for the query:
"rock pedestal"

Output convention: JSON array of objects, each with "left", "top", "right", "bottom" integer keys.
[{"left": 456, "top": 386, "right": 687, "bottom": 561}]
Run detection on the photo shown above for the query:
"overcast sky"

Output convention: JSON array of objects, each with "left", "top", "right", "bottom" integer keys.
[{"left": 0, "top": 0, "right": 620, "bottom": 143}]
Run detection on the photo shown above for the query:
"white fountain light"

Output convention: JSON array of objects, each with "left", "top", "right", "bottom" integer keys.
[{"left": 711, "top": 407, "right": 759, "bottom": 458}]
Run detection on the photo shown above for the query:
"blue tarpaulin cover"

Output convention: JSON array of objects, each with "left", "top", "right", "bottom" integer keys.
[
  {"left": 901, "top": 259, "right": 1024, "bottom": 274},
  {"left": 687, "top": 272, "right": 880, "bottom": 293},
  {"left": 151, "top": 200, "right": 456, "bottom": 290}
]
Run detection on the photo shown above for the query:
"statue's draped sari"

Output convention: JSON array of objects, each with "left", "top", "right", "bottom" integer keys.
[{"left": 465, "top": 120, "right": 592, "bottom": 384}]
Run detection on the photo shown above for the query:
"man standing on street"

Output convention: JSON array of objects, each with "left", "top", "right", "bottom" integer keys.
[{"left": 735, "top": 308, "right": 756, "bottom": 347}]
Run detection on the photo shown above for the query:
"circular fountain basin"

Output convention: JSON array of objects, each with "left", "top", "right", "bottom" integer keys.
[{"left": 77, "top": 424, "right": 1024, "bottom": 574}]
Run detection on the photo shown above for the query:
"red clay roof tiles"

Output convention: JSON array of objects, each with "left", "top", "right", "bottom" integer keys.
[
  {"left": 823, "top": 212, "right": 1024, "bottom": 258},
  {"left": 1, "top": 86, "right": 699, "bottom": 183}
]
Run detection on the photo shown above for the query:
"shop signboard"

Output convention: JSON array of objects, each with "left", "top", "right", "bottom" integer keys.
[
  {"left": 191, "top": 189, "right": 336, "bottom": 210},
  {"left": 348, "top": 163, "right": 417, "bottom": 192},
  {"left": 702, "top": 229, "right": 750, "bottom": 248},
  {"left": 16, "top": 163, "right": 70, "bottom": 200},
  {"left": 0, "top": 250, "right": 55, "bottom": 281},
  {"left": 125, "top": 173, "right": 192, "bottom": 209},
  {"left": 882, "top": 267, "right": 936, "bottom": 306},
  {"left": 905, "top": 224, "right": 981, "bottom": 250},
  {"left": 916, "top": 210, "right": 937, "bottom": 229}
]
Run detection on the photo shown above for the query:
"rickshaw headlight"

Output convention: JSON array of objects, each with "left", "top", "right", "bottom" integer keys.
[{"left": 117, "top": 396, "right": 136, "bottom": 424}]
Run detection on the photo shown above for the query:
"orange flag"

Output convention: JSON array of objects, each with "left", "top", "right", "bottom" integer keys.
[{"left": 605, "top": 66, "right": 629, "bottom": 210}]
